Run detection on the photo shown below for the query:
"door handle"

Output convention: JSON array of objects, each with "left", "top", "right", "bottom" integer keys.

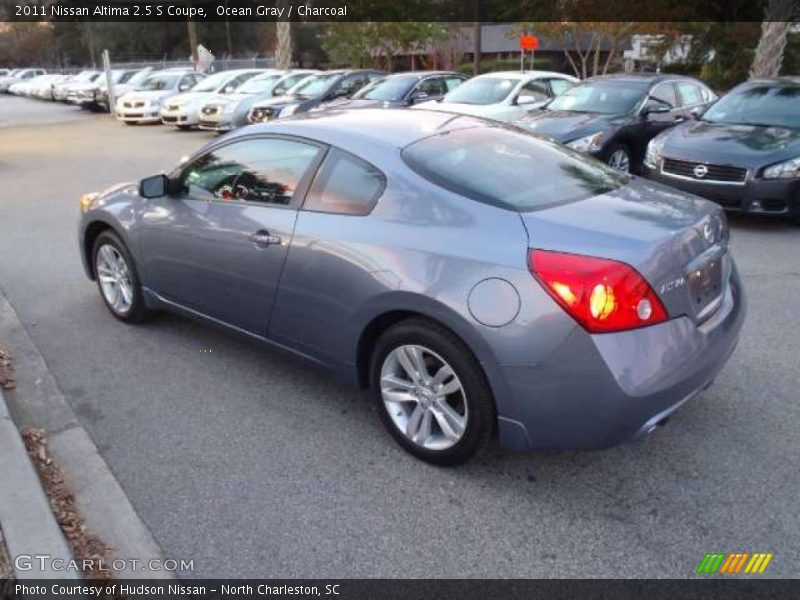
[{"left": 248, "top": 231, "right": 282, "bottom": 247}]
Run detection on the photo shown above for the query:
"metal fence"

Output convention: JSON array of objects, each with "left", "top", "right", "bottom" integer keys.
[{"left": 50, "top": 54, "right": 277, "bottom": 75}]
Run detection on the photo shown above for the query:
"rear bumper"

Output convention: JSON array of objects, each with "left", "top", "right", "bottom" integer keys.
[
  {"left": 496, "top": 262, "right": 746, "bottom": 451},
  {"left": 645, "top": 165, "right": 800, "bottom": 216}
]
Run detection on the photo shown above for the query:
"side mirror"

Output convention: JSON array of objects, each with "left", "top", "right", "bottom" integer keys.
[
  {"left": 689, "top": 106, "right": 704, "bottom": 119},
  {"left": 139, "top": 174, "right": 169, "bottom": 198},
  {"left": 224, "top": 84, "right": 236, "bottom": 94},
  {"left": 178, "top": 83, "right": 190, "bottom": 92},
  {"left": 409, "top": 90, "right": 429, "bottom": 104},
  {"left": 515, "top": 95, "right": 540, "bottom": 106},
  {"left": 643, "top": 103, "right": 670, "bottom": 118}
]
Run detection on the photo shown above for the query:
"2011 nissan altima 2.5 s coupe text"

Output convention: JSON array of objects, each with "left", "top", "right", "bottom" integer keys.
[{"left": 77, "top": 109, "right": 746, "bottom": 465}]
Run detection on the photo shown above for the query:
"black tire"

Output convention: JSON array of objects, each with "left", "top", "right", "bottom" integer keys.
[
  {"left": 604, "top": 142, "right": 633, "bottom": 174},
  {"left": 369, "top": 317, "right": 495, "bottom": 466},
  {"left": 92, "top": 230, "right": 152, "bottom": 323}
]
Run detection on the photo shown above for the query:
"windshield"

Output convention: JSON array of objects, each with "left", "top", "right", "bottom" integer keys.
[
  {"left": 354, "top": 77, "right": 414, "bottom": 101},
  {"left": 702, "top": 84, "right": 800, "bottom": 129},
  {"left": 402, "top": 126, "right": 627, "bottom": 211},
  {"left": 237, "top": 74, "right": 281, "bottom": 95},
  {"left": 136, "top": 73, "right": 179, "bottom": 91},
  {"left": 290, "top": 74, "right": 339, "bottom": 97},
  {"left": 75, "top": 71, "right": 98, "bottom": 82},
  {"left": 191, "top": 71, "right": 235, "bottom": 93},
  {"left": 443, "top": 77, "right": 518, "bottom": 105},
  {"left": 127, "top": 69, "right": 152, "bottom": 86},
  {"left": 547, "top": 81, "right": 648, "bottom": 114}
]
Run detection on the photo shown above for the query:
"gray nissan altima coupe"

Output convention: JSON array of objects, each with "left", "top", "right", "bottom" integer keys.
[{"left": 78, "top": 109, "right": 745, "bottom": 465}]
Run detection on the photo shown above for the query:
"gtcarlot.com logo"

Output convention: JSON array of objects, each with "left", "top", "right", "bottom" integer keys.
[{"left": 696, "top": 552, "right": 774, "bottom": 574}]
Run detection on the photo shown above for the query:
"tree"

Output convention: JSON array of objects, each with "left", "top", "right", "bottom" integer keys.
[
  {"left": 276, "top": 21, "right": 292, "bottom": 69},
  {"left": 750, "top": 0, "right": 798, "bottom": 78}
]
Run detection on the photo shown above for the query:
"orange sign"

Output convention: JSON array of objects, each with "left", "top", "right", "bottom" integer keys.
[{"left": 519, "top": 35, "right": 539, "bottom": 51}]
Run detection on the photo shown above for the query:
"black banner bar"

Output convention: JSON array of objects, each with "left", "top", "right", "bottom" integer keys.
[
  {"left": 2, "top": 579, "right": 800, "bottom": 600},
  {"left": 0, "top": 0, "right": 776, "bottom": 22}
]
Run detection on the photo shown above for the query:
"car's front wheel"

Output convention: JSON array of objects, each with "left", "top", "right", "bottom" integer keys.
[
  {"left": 605, "top": 143, "right": 632, "bottom": 174},
  {"left": 370, "top": 318, "right": 495, "bottom": 466},
  {"left": 92, "top": 231, "right": 151, "bottom": 323}
]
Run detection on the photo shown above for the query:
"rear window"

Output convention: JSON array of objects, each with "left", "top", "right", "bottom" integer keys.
[{"left": 401, "top": 126, "right": 628, "bottom": 211}]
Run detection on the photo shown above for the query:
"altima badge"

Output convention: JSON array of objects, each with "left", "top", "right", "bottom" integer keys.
[{"left": 693, "top": 164, "right": 708, "bottom": 178}]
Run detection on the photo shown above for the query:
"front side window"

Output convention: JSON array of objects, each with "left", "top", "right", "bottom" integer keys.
[
  {"left": 649, "top": 82, "right": 678, "bottom": 109},
  {"left": 304, "top": 149, "right": 386, "bottom": 216},
  {"left": 402, "top": 126, "right": 628, "bottom": 212},
  {"left": 416, "top": 77, "right": 446, "bottom": 97},
  {"left": 676, "top": 82, "right": 705, "bottom": 106},
  {"left": 180, "top": 138, "right": 322, "bottom": 206},
  {"left": 444, "top": 76, "right": 465, "bottom": 92},
  {"left": 517, "top": 80, "right": 550, "bottom": 104}
]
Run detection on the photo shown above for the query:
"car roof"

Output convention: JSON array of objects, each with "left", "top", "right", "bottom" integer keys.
[
  {"left": 474, "top": 70, "right": 573, "bottom": 80},
  {"left": 381, "top": 71, "right": 462, "bottom": 79},
  {"left": 232, "top": 108, "right": 490, "bottom": 151},
  {"left": 740, "top": 77, "right": 800, "bottom": 88},
  {"left": 585, "top": 73, "right": 698, "bottom": 85}
]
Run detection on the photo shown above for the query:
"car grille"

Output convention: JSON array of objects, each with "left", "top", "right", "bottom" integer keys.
[
  {"left": 166, "top": 104, "right": 180, "bottom": 111},
  {"left": 123, "top": 101, "right": 145, "bottom": 109},
  {"left": 201, "top": 105, "right": 220, "bottom": 116},
  {"left": 662, "top": 158, "right": 747, "bottom": 183},
  {"left": 249, "top": 107, "right": 277, "bottom": 123}
]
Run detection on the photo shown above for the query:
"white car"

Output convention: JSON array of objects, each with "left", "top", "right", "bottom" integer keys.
[
  {"left": 53, "top": 71, "right": 100, "bottom": 101},
  {"left": 9, "top": 74, "right": 62, "bottom": 97},
  {"left": 0, "top": 68, "right": 46, "bottom": 93},
  {"left": 96, "top": 68, "right": 153, "bottom": 112},
  {"left": 412, "top": 70, "right": 578, "bottom": 123},
  {"left": 116, "top": 70, "right": 204, "bottom": 124},
  {"left": 159, "top": 69, "right": 266, "bottom": 129}
]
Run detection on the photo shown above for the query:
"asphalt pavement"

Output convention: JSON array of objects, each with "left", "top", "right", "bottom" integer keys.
[{"left": 0, "top": 95, "right": 798, "bottom": 578}]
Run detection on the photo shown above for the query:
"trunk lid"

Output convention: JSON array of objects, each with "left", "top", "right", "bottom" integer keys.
[{"left": 520, "top": 178, "right": 731, "bottom": 325}]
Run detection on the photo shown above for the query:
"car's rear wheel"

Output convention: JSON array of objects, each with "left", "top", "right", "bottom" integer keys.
[
  {"left": 370, "top": 318, "right": 494, "bottom": 466},
  {"left": 605, "top": 143, "right": 631, "bottom": 174},
  {"left": 92, "top": 231, "right": 151, "bottom": 323}
]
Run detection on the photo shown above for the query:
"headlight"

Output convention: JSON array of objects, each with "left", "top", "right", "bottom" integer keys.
[
  {"left": 279, "top": 104, "right": 298, "bottom": 118},
  {"left": 566, "top": 132, "right": 604, "bottom": 154},
  {"left": 79, "top": 192, "right": 98, "bottom": 214},
  {"left": 644, "top": 134, "right": 668, "bottom": 169},
  {"left": 762, "top": 156, "right": 800, "bottom": 179}
]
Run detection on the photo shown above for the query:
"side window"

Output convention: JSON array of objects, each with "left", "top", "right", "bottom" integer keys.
[
  {"left": 650, "top": 82, "right": 678, "bottom": 109},
  {"left": 548, "top": 78, "right": 573, "bottom": 96},
  {"left": 444, "top": 76, "right": 465, "bottom": 92},
  {"left": 180, "top": 138, "right": 321, "bottom": 206},
  {"left": 179, "top": 75, "right": 194, "bottom": 91},
  {"left": 304, "top": 148, "right": 386, "bottom": 216},
  {"left": 417, "top": 77, "right": 446, "bottom": 97},
  {"left": 334, "top": 75, "right": 364, "bottom": 97},
  {"left": 517, "top": 80, "right": 550, "bottom": 104},
  {"left": 676, "top": 82, "right": 705, "bottom": 106},
  {"left": 224, "top": 73, "right": 255, "bottom": 92}
]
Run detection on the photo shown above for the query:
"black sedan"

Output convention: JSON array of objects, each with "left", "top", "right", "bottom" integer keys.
[
  {"left": 514, "top": 74, "right": 717, "bottom": 173},
  {"left": 644, "top": 78, "right": 800, "bottom": 222},
  {"left": 321, "top": 71, "right": 467, "bottom": 109},
  {"left": 247, "top": 69, "right": 384, "bottom": 123}
]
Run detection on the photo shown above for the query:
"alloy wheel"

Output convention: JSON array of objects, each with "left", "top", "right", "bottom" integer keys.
[
  {"left": 380, "top": 344, "right": 468, "bottom": 451},
  {"left": 608, "top": 149, "right": 631, "bottom": 173},
  {"left": 95, "top": 244, "right": 133, "bottom": 315}
]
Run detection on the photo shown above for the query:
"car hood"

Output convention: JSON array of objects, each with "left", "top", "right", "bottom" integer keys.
[
  {"left": 414, "top": 101, "right": 505, "bottom": 117},
  {"left": 252, "top": 94, "right": 319, "bottom": 111},
  {"left": 324, "top": 98, "right": 404, "bottom": 109},
  {"left": 660, "top": 120, "right": 800, "bottom": 168},
  {"left": 69, "top": 82, "right": 98, "bottom": 92},
  {"left": 516, "top": 110, "right": 626, "bottom": 143},
  {"left": 167, "top": 91, "right": 215, "bottom": 105}
]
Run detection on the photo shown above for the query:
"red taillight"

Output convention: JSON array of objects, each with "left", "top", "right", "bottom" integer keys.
[{"left": 528, "top": 249, "right": 668, "bottom": 334}]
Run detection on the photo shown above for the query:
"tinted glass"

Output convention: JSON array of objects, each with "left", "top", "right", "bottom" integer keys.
[
  {"left": 417, "top": 77, "right": 447, "bottom": 97},
  {"left": 677, "top": 82, "right": 705, "bottom": 106},
  {"left": 702, "top": 84, "right": 800, "bottom": 128},
  {"left": 273, "top": 73, "right": 308, "bottom": 96},
  {"left": 650, "top": 82, "right": 677, "bottom": 108},
  {"left": 356, "top": 77, "right": 414, "bottom": 101},
  {"left": 402, "top": 127, "right": 628, "bottom": 211},
  {"left": 444, "top": 77, "right": 465, "bottom": 92},
  {"left": 136, "top": 73, "right": 179, "bottom": 91},
  {"left": 549, "top": 78, "right": 573, "bottom": 95},
  {"left": 292, "top": 74, "right": 339, "bottom": 97},
  {"left": 517, "top": 80, "right": 549, "bottom": 103},
  {"left": 547, "top": 81, "right": 649, "bottom": 114},
  {"left": 304, "top": 149, "right": 386, "bottom": 216},
  {"left": 238, "top": 74, "right": 281, "bottom": 94},
  {"left": 191, "top": 71, "right": 236, "bottom": 92},
  {"left": 223, "top": 72, "right": 258, "bottom": 92},
  {"left": 444, "top": 77, "right": 519, "bottom": 105},
  {"left": 180, "top": 138, "right": 321, "bottom": 206}
]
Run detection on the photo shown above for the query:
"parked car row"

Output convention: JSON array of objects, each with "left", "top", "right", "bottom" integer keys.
[{"left": 5, "top": 63, "right": 798, "bottom": 220}]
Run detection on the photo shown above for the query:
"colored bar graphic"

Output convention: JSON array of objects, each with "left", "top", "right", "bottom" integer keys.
[{"left": 698, "top": 552, "right": 773, "bottom": 574}]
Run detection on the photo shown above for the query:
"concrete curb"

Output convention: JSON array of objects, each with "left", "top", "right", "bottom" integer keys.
[
  {"left": 0, "top": 387, "right": 79, "bottom": 580},
  {"left": 0, "top": 292, "right": 175, "bottom": 580}
]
